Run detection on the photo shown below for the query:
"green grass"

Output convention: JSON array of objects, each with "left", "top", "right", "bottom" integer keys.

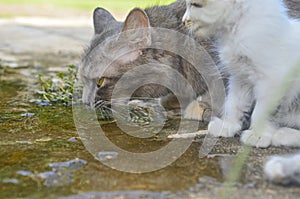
[{"left": 0, "top": 0, "right": 176, "bottom": 11}]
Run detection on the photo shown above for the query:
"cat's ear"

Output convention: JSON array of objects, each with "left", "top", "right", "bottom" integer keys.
[
  {"left": 121, "top": 8, "right": 151, "bottom": 47},
  {"left": 93, "top": 7, "right": 117, "bottom": 34},
  {"left": 122, "top": 8, "right": 150, "bottom": 31},
  {"left": 116, "top": 8, "right": 151, "bottom": 64}
]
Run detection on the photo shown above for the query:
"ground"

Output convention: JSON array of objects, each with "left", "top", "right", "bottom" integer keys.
[{"left": 0, "top": 2, "right": 300, "bottom": 199}]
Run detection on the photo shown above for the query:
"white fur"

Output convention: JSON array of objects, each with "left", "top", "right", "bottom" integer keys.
[
  {"left": 184, "top": 94, "right": 211, "bottom": 121},
  {"left": 265, "top": 154, "right": 300, "bottom": 185},
  {"left": 184, "top": 0, "right": 300, "bottom": 147},
  {"left": 184, "top": 0, "right": 300, "bottom": 185}
]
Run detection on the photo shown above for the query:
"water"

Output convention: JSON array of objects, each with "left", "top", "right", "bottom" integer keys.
[{"left": 0, "top": 65, "right": 226, "bottom": 199}]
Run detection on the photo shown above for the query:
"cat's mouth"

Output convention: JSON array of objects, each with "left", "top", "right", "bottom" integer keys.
[
  {"left": 93, "top": 98, "right": 166, "bottom": 126},
  {"left": 184, "top": 20, "right": 208, "bottom": 33},
  {"left": 184, "top": 19, "right": 193, "bottom": 27}
]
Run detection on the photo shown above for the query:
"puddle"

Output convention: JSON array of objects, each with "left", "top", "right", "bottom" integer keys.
[{"left": 0, "top": 65, "right": 237, "bottom": 198}]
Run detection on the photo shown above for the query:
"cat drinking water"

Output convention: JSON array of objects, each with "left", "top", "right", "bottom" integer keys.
[{"left": 79, "top": 0, "right": 217, "bottom": 122}]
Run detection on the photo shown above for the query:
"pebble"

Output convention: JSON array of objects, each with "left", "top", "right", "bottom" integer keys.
[
  {"left": 17, "top": 170, "right": 35, "bottom": 177},
  {"left": 21, "top": 112, "right": 35, "bottom": 117},
  {"left": 49, "top": 159, "right": 87, "bottom": 172},
  {"left": 38, "top": 159, "right": 87, "bottom": 187},
  {"left": 30, "top": 99, "right": 51, "bottom": 106},
  {"left": 16, "top": 141, "right": 33, "bottom": 145},
  {"left": 96, "top": 151, "right": 119, "bottom": 162},
  {"left": 68, "top": 137, "right": 80, "bottom": 143},
  {"left": 16, "top": 159, "right": 87, "bottom": 188},
  {"left": 43, "top": 172, "right": 74, "bottom": 187},
  {"left": 2, "top": 179, "right": 20, "bottom": 184}
]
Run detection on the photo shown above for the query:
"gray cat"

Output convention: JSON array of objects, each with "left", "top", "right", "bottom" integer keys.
[{"left": 79, "top": 0, "right": 216, "bottom": 121}]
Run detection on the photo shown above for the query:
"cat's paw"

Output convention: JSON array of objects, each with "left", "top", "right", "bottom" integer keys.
[
  {"left": 208, "top": 117, "right": 241, "bottom": 137},
  {"left": 184, "top": 100, "right": 211, "bottom": 121},
  {"left": 272, "top": 127, "right": 300, "bottom": 147},
  {"left": 264, "top": 157, "right": 290, "bottom": 184},
  {"left": 265, "top": 154, "right": 300, "bottom": 185},
  {"left": 241, "top": 129, "right": 272, "bottom": 148}
]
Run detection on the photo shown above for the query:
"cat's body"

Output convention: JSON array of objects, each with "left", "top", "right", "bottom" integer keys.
[
  {"left": 79, "top": 0, "right": 215, "bottom": 121},
  {"left": 183, "top": 0, "right": 300, "bottom": 185}
]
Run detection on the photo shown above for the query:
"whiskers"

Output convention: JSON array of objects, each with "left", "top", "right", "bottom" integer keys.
[
  {"left": 93, "top": 100, "right": 114, "bottom": 120},
  {"left": 93, "top": 97, "right": 164, "bottom": 125},
  {"left": 94, "top": 100, "right": 108, "bottom": 109},
  {"left": 187, "top": 24, "right": 195, "bottom": 36},
  {"left": 93, "top": 99, "right": 129, "bottom": 121}
]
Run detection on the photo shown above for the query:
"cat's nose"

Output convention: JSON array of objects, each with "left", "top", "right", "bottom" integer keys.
[
  {"left": 83, "top": 101, "right": 92, "bottom": 109},
  {"left": 82, "top": 98, "right": 93, "bottom": 109},
  {"left": 82, "top": 98, "right": 89, "bottom": 106},
  {"left": 85, "top": 104, "right": 92, "bottom": 110}
]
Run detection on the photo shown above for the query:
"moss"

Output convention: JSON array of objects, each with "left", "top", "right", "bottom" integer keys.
[{"left": 36, "top": 65, "right": 76, "bottom": 106}]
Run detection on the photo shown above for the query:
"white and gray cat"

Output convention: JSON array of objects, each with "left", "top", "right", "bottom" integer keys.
[
  {"left": 183, "top": 0, "right": 300, "bottom": 185},
  {"left": 79, "top": 0, "right": 216, "bottom": 121}
]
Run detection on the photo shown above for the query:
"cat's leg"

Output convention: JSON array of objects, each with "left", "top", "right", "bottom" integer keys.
[
  {"left": 272, "top": 91, "right": 300, "bottom": 147},
  {"left": 241, "top": 98, "right": 272, "bottom": 147},
  {"left": 184, "top": 93, "right": 211, "bottom": 121},
  {"left": 241, "top": 78, "right": 282, "bottom": 147},
  {"left": 241, "top": 122, "right": 275, "bottom": 148},
  {"left": 241, "top": 123, "right": 300, "bottom": 149},
  {"left": 271, "top": 107, "right": 300, "bottom": 147},
  {"left": 243, "top": 123, "right": 300, "bottom": 148},
  {"left": 242, "top": 82, "right": 300, "bottom": 147},
  {"left": 264, "top": 153, "right": 300, "bottom": 185},
  {"left": 208, "top": 77, "right": 253, "bottom": 137}
]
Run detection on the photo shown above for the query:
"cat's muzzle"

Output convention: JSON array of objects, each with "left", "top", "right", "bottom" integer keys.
[{"left": 184, "top": 19, "right": 193, "bottom": 27}]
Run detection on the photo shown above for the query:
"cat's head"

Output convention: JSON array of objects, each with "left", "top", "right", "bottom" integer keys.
[
  {"left": 79, "top": 8, "right": 169, "bottom": 109},
  {"left": 183, "top": 0, "right": 235, "bottom": 37}
]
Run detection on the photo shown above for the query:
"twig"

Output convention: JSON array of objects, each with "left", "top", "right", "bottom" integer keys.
[{"left": 168, "top": 130, "right": 208, "bottom": 139}]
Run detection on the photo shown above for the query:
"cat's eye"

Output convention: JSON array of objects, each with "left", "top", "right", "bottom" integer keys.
[
  {"left": 191, "top": 3, "right": 203, "bottom": 8},
  {"left": 97, "top": 77, "right": 104, "bottom": 88}
]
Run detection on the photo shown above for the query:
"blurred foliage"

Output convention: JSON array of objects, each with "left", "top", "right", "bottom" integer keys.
[
  {"left": 36, "top": 65, "right": 76, "bottom": 106},
  {"left": 0, "top": 0, "right": 176, "bottom": 11}
]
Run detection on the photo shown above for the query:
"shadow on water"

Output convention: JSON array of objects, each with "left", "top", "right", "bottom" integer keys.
[{"left": 0, "top": 65, "right": 228, "bottom": 199}]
